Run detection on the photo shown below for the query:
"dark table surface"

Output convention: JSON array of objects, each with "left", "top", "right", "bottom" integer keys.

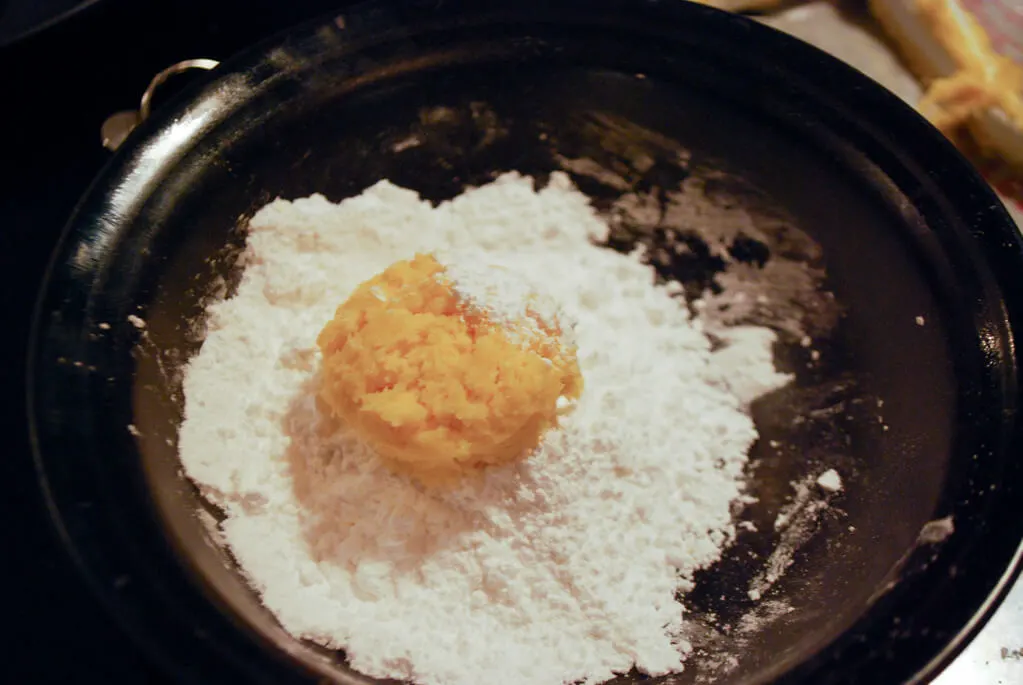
[{"left": 0, "top": 2, "right": 350, "bottom": 682}]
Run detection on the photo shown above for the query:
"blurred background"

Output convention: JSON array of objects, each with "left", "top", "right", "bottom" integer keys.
[{"left": 1, "top": 0, "right": 1020, "bottom": 683}]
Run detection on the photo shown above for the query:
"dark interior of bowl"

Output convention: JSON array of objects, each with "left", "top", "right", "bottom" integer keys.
[{"left": 29, "top": 2, "right": 1023, "bottom": 685}]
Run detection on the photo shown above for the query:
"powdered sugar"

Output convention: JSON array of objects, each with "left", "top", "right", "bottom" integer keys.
[
  {"left": 178, "top": 172, "right": 791, "bottom": 685},
  {"left": 816, "top": 469, "right": 843, "bottom": 493},
  {"left": 439, "top": 251, "right": 574, "bottom": 346}
]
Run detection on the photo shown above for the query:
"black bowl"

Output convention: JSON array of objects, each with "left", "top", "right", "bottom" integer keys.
[{"left": 28, "top": 1, "right": 1023, "bottom": 683}]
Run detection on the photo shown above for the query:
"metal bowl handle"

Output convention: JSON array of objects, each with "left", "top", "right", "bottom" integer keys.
[{"left": 101, "top": 58, "right": 220, "bottom": 151}]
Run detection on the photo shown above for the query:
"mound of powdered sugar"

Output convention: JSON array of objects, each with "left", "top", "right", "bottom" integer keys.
[{"left": 178, "top": 172, "right": 791, "bottom": 685}]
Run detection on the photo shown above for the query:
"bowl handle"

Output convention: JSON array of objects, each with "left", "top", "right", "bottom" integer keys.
[{"left": 100, "top": 58, "right": 220, "bottom": 151}]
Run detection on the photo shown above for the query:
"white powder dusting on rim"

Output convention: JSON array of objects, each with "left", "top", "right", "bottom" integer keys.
[
  {"left": 918, "top": 515, "right": 955, "bottom": 545},
  {"left": 178, "top": 172, "right": 791, "bottom": 685}
]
